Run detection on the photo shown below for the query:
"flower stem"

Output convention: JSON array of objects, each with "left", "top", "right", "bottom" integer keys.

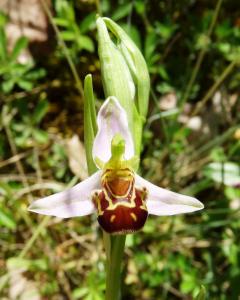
[
  {"left": 190, "top": 60, "right": 236, "bottom": 117},
  {"left": 180, "top": 0, "right": 223, "bottom": 110},
  {"left": 105, "top": 235, "right": 126, "bottom": 300}
]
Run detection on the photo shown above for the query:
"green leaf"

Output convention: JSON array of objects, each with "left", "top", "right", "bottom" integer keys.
[
  {"left": 53, "top": 17, "right": 70, "bottom": 27},
  {"left": 33, "top": 99, "right": 49, "bottom": 123},
  {"left": 32, "top": 129, "right": 49, "bottom": 144},
  {"left": 112, "top": 3, "right": 133, "bottom": 21},
  {"left": 0, "top": 208, "right": 16, "bottom": 229},
  {"left": 25, "top": 68, "right": 46, "bottom": 80},
  {"left": 17, "top": 80, "right": 33, "bottom": 91},
  {"left": 195, "top": 285, "right": 206, "bottom": 300},
  {"left": 79, "top": 13, "right": 96, "bottom": 34},
  {"left": 0, "top": 12, "right": 8, "bottom": 27},
  {"left": 72, "top": 287, "right": 89, "bottom": 299},
  {"left": 2, "top": 80, "right": 15, "bottom": 93},
  {"left": 7, "top": 258, "right": 48, "bottom": 271},
  {"left": 10, "top": 36, "right": 28, "bottom": 62},
  {"left": 84, "top": 74, "right": 97, "bottom": 175},
  {"left": 77, "top": 35, "right": 94, "bottom": 52},
  {"left": 0, "top": 29, "right": 7, "bottom": 60},
  {"left": 60, "top": 30, "right": 75, "bottom": 41}
]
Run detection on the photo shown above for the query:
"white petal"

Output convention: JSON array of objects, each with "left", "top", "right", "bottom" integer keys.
[
  {"left": 28, "top": 171, "right": 101, "bottom": 218},
  {"left": 135, "top": 175, "right": 204, "bottom": 216},
  {"left": 92, "top": 96, "right": 134, "bottom": 165}
]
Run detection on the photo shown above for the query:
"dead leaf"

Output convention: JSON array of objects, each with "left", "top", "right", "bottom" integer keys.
[
  {"left": 65, "top": 135, "right": 88, "bottom": 180},
  {"left": 159, "top": 92, "right": 177, "bottom": 110},
  {"left": 7, "top": 259, "right": 41, "bottom": 300}
]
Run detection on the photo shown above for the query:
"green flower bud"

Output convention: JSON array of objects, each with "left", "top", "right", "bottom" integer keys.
[
  {"left": 96, "top": 17, "right": 135, "bottom": 134},
  {"left": 103, "top": 17, "right": 150, "bottom": 119}
]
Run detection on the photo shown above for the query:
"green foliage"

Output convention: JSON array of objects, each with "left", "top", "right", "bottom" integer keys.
[
  {"left": 0, "top": 14, "right": 46, "bottom": 93},
  {"left": 11, "top": 98, "right": 49, "bottom": 147},
  {"left": 54, "top": 0, "right": 95, "bottom": 59}
]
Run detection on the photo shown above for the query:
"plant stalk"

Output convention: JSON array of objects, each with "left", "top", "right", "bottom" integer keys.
[
  {"left": 191, "top": 60, "right": 236, "bottom": 117},
  {"left": 180, "top": 0, "right": 223, "bottom": 109},
  {"left": 105, "top": 235, "right": 126, "bottom": 300}
]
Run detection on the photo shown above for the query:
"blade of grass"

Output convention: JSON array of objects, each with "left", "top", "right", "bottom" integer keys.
[
  {"left": 191, "top": 60, "right": 237, "bottom": 117},
  {"left": 180, "top": 0, "right": 223, "bottom": 109}
]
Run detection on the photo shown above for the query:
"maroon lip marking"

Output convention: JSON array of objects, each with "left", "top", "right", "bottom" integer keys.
[{"left": 93, "top": 168, "right": 148, "bottom": 234}]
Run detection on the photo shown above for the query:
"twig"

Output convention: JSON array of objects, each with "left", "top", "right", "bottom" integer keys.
[
  {"left": 19, "top": 216, "right": 50, "bottom": 258},
  {"left": 3, "top": 115, "right": 33, "bottom": 202},
  {"left": 0, "top": 151, "right": 29, "bottom": 168}
]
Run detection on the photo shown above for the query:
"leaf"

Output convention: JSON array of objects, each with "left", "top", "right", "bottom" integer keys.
[
  {"left": 203, "top": 162, "right": 240, "bottom": 186},
  {"left": 84, "top": 74, "right": 97, "bottom": 175},
  {"left": 60, "top": 30, "right": 75, "bottom": 41},
  {"left": 2, "top": 80, "right": 15, "bottom": 93},
  {"left": 33, "top": 99, "right": 49, "bottom": 124},
  {"left": 66, "top": 135, "right": 88, "bottom": 180},
  {"left": 7, "top": 258, "right": 43, "bottom": 300},
  {"left": 17, "top": 80, "right": 33, "bottom": 91},
  {"left": 77, "top": 35, "right": 94, "bottom": 52},
  {"left": 25, "top": 68, "right": 46, "bottom": 80},
  {"left": 32, "top": 129, "right": 49, "bottom": 144},
  {"left": 195, "top": 285, "right": 206, "bottom": 300},
  {"left": 10, "top": 36, "right": 28, "bottom": 62},
  {"left": 112, "top": 3, "right": 133, "bottom": 21},
  {"left": 72, "top": 287, "right": 89, "bottom": 299},
  {"left": 0, "top": 29, "right": 7, "bottom": 60},
  {"left": 79, "top": 13, "right": 96, "bottom": 34},
  {"left": 144, "top": 31, "right": 159, "bottom": 68},
  {"left": 0, "top": 12, "right": 8, "bottom": 27},
  {"left": 7, "top": 258, "right": 48, "bottom": 271},
  {"left": 0, "top": 208, "right": 16, "bottom": 229},
  {"left": 53, "top": 17, "right": 70, "bottom": 27}
]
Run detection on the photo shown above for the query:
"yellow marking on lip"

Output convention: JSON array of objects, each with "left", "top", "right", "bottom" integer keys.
[
  {"left": 103, "top": 188, "right": 137, "bottom": 211},
  {"left": 92, "top": 191, "right": 104, "bottom": 216},
  {"left": 130, "top": 212, "right": 137, "bottom": 222},
  {"left": 110, "top": 215, "right": 116, "bottom": 223}
]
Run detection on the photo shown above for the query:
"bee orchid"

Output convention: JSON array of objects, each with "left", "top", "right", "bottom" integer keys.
[{"left": 29, "top": 97, "right": 204, "bottom": 234}]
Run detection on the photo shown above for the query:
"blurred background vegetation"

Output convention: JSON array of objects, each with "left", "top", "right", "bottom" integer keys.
[{"left": 0, "top": 0, "right": 240, "bottom": 299}]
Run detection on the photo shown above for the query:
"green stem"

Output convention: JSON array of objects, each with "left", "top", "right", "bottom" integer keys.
[
  {"left": 174, "top": 59, "right": 236, "bottom": 140},
  {"left": 180, "top": 0, "right": 223, "bottom": 109},
  {"left": 105, "top": 235, "right": 126, "bottom": 300},
  {"left": 191, "top": 60, "right": 236, "bottom": 117}
]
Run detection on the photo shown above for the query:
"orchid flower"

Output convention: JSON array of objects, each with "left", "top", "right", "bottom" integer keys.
[{"left": 28, "top": 97, "right": 204, "bottom": 234}]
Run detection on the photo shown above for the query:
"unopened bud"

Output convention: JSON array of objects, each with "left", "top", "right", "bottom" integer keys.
[
  {"left": 103, "top": 17, "right": 150, "bottom": 119},
  {"left": 96, "top": 17, "right": 135, "bottom": 132}
]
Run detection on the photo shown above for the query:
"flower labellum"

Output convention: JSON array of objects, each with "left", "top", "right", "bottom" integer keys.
[
  {"left": 28, "top": 97, "right": 204, "bottom": 234},
  {"left": 93, "top": 165, "right": 149, "bottom": 234}
]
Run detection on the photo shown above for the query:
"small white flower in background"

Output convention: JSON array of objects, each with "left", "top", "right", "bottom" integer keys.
[{"left": 29, "top": 97, "right": 204, "bottom": 234}]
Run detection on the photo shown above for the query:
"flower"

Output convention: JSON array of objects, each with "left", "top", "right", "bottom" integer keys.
[{"left": 28, "top": 97, "right": 204, "bottom": 234}]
